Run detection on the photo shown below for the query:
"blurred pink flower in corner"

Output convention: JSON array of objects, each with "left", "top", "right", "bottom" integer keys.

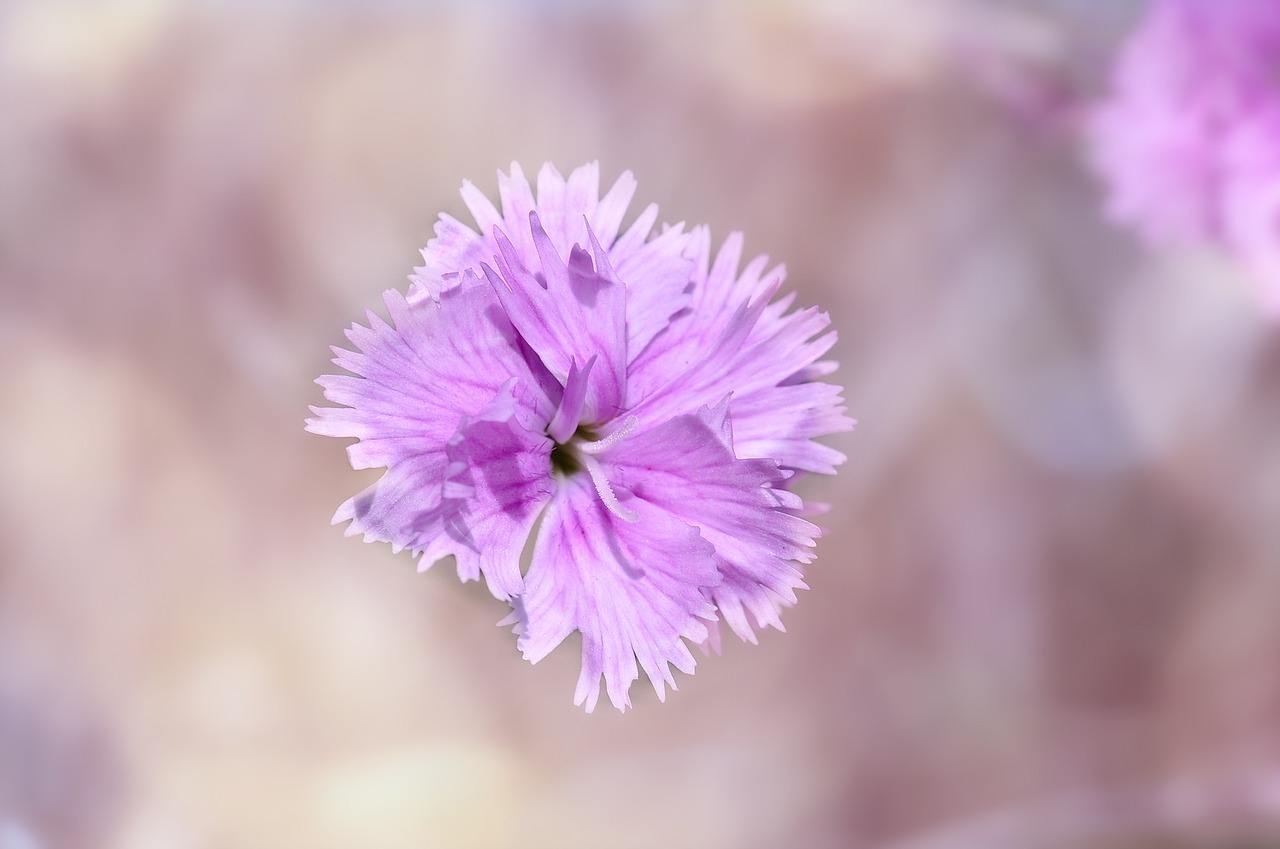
[{"left": 1090, "top": 0, "right": 1280, "bottom": 316}]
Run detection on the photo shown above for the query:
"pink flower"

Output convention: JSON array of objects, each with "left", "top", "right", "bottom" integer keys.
[
  {"left": 307, "top": 163, "right": 852, "bottom": 710},
  {"left": 1090, "top": 0, "right": 1280, "bottom": 313}
]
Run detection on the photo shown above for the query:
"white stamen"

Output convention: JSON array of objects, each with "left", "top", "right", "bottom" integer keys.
[
  {"left": 580, "top": 453, "right": 638, "bottom": 523},
  {"left": 577, "top": 415, "right": 640, "bottom": 456}
]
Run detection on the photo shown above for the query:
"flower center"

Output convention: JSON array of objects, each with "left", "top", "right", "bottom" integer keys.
[{"left": 549, "top": 415, "right": 640, "bottom": 523}]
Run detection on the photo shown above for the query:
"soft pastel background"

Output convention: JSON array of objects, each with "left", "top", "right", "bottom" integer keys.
[{"left": 2, "top": 0, "right": 1279, "bottom": 847}]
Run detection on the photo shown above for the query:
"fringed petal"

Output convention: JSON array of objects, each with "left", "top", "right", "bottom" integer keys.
[
  {"left": 512, "top": 474, "right": 719, "bottom": 712},
  {"left": 607, "top": 401, "right": 819, "bottom": 644}
]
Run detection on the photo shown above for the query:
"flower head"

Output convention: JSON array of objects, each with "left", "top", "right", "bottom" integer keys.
[
  {"left": 1089, "top": 0, "right": 1280, "bottom": 314},
  {"left": 307, "top": 163, "right": 852, "bottom": 710}
]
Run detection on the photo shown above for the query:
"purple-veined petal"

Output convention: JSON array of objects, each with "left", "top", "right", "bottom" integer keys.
[
  {"left": 593, "top": 169, "right": 638, "bottom": 248},
  {"left": 626, "top": 233, "right": 853, "bottom": 472},
  {"left": 511, "top": 473, "right": 719, "bottom": 712},
  {"left": 328, "top": 451, "right": 447, "bottom": 555},
  {"left": 607, "top": 400, "right": 820, "bottom": 644},
  {"left": 461, "top": 177, "right": 505, "bottom": 243},
  {"left": 613, "top": 215, "right": 695, "bottom": 360},
  {"left": 418, "top": 382, "right": 555, "bottom": 600},
  {"left": 484, "top": 214, "right": 628, "bottom": 424},
  {"left": 535, "top": 162, "right": 599, "bottom": 257},
  {"left": 509, "top": 162, "right": 649, "bottom": 265},
  {"left": 410, "top": 163, "right": 693, "bottom": 349},
  {"left": 730, "top": 381, "right": 853, "bottom": 476},
  {"left": 408, "top": 219, "right": 489, "bottom": 304},
  {"left": 629, "top": 227, "right": 749, "bottom": 374},
  {"left": 496, "top": 163, "right": 539, "bottom": 268},
  {"left": 719, "top": 309, "right": 851, "bottom": 474},
  {"left": 307, "top": 279, "right": 556, "bottom": 553}
]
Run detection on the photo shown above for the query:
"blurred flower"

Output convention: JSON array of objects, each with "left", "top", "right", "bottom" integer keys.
[
  {"left": 308, "top": 163, "right": 851, "bottom": 711},
  {"left": 1089, "top": 0, "right": 1280, "bottom": 315}
]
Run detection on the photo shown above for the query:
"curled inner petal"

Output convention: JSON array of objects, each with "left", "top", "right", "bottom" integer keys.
[{"left": 548, "top": 356, "right": 595, "bottom": 444}]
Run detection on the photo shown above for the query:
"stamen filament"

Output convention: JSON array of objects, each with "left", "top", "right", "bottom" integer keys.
[
  {"left": 580, "top": 453, "right": 638, "bottom": 523},
  {"left": 577, "top": 415, "right": 640, "bottom": 456}
]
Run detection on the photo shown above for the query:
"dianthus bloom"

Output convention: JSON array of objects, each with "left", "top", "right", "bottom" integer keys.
[
  {"left": 307, "top": 163, "right": 851, "bottom": 710},
  {"left": 1089, "top": 0, "right": 1280, "bottom": 314}
]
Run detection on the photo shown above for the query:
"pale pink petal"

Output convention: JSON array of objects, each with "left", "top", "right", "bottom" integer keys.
[
  {"left": 496, "top": 162, "right": 539, "bottom": 268},
  {"left": 626, "top": 236, "right": 853, "bottom": 472},
  {"left": 418, "top": 383, "right": 555, "bottom": 600},
  {"left": 461, "top": 177, "right": 505, "bottom": 239},
  {"left": 411, "top": 164, "right": 692, "bottom": 348},
  {"left": 1221, "top": 106, "right": 1280, "bottom": 314},
  {"left": 534, "top": 162, "right": 602, "bottom": 257},
  {"left": 484, "top": 215, "right": 627, "bottom": 424},
  {"left": 616, "top": 222, "right": 694, "bottom": 359},
  {"left": 307, "top": 280, "right": 556, "bottom": 553},
  {"left": 513, "top": 474, "right": 719, "bottom": 712},
  {"left": 328, "top": 452, "right": 448, "bottom": 555},
  {"left": 591, "top": 170, "right": 638, "bottom": 247},
  {"left": 731, "top": 381, "right": 853, "bottom": 475},
  {"left": 607, "top": 401, "right": 819, "bottom": 643}
]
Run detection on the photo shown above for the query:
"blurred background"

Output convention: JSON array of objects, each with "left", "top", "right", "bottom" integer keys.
[{"left": 2, "top": 0, "right": 1279, "bottom": 847}]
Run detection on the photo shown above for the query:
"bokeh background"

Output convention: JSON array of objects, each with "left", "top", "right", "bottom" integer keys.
[{"left": 3, "top": 0, "right": 1279, "bottom": 847}]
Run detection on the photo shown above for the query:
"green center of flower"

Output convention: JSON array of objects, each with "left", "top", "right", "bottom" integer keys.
[
  {"left": 549, "top": 434, "right": 586, "bottom": 476},
  {"left": 548, "top": 416, "right": 641, "bottom": 522}
]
